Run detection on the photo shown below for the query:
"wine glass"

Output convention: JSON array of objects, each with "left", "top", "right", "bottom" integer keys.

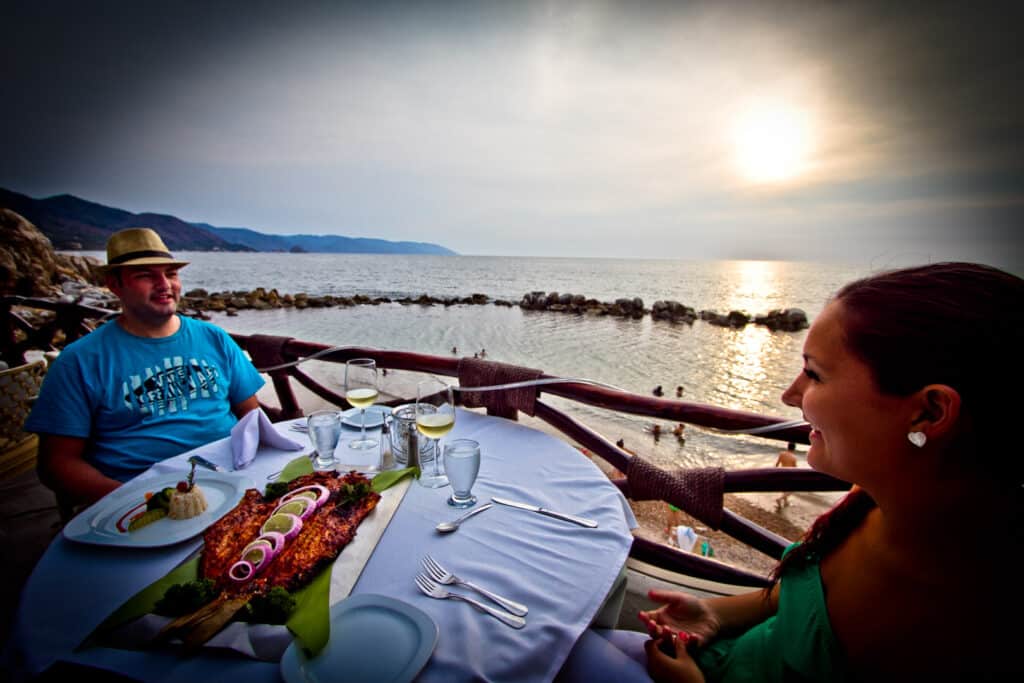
[
  {"left": 344, "top": 358, "right": 379, "bottom": 451},
  {"left": 415, "top": 378, "right": 454, "bottom": 488}
]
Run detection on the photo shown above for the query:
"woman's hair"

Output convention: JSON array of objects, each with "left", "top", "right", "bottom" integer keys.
[{"left": 771, "top": 262, "right": 1024, "bottom": 582}]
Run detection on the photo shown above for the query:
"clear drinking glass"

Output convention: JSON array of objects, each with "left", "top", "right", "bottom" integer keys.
[
  {"left": 307, "top": 410, "right": 341, "bottom": 471},
  {"left": 345, "top": 358, "right": 379, "bottom": 451},
  {"left": 415, "top": 378, "right": 454, "bottom": 488},
  {"left": 444, "top": 439, "right": 480, "bottom": 507}
]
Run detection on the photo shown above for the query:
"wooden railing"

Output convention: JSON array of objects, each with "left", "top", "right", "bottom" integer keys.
[
  {"left": 1, "top": 296, "right": 850, "bottom": 588},
  {"left": 1, "top": 295, "right": 117, "bottom": 365},
  {"left": 231, "top": 334, "right": 850, "bottom": 588}
]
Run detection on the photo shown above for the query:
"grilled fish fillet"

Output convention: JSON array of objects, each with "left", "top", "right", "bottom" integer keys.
[{"left": 200, "top": 471, "right": 381, "bottom": 595}]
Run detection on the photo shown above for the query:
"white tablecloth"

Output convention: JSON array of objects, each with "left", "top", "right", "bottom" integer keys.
[{"left": 7, "top": 409, "right": 637, "bottom": 682}]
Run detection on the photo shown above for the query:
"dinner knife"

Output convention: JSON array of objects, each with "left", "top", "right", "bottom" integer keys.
[
  {"left": 491, "top": 497, "right": 598, "bottom": 528},
  {"left": 188, "top": 455, "right": 223, "bottom": 472}
]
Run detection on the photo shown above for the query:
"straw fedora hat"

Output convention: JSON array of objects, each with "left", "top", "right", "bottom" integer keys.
[{"left": 103, "top": 228, "right": 189, "bottom": 272}]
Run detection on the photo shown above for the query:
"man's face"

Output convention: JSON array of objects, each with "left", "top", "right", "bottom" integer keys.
[{"left": 106, "top": 264, "right": 182, "bottom": 325}]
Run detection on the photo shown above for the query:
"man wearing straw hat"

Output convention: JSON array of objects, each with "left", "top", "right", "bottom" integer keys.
[{"left": 26, "top": 228, "right": 265, "bottom": 506}]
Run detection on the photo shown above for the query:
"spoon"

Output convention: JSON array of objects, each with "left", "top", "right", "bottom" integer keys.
[{"left": 436, "top": 503, "right": 493, "bottom": 533}]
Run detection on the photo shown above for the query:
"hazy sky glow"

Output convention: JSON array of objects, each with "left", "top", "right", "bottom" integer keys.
[{"left": 2, "top": 0, "right": 1022, "bottom": 269}]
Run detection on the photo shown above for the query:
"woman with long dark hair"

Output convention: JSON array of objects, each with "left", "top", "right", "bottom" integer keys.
[{"left": 559, "top": 262, "right": 1024, "bottom": 682}]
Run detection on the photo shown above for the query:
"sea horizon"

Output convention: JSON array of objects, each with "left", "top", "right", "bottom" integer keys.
[{"left": 66, "top": 251, "right": 876, "bottom": 472}]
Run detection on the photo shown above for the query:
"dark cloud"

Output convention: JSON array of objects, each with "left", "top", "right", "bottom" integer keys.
[{"left": 1, "top": 1, "right": 1021, "bottom": 265}]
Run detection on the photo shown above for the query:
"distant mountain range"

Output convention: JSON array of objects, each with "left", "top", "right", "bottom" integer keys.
[{"left": 0, "top": 187, "right": 457, "bottom": 255}]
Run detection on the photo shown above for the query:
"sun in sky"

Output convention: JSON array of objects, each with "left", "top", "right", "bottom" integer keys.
[{"left": 732, "top": 100, "right": 814, "bottom": 184}]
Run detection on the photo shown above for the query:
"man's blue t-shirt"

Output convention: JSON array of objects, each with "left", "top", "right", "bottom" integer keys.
[{"left": 25, "top": 315, "right": 266, "bottom": 481}]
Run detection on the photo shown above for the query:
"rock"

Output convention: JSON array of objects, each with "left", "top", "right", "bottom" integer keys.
[
  {"left": 651, "top": 300, "right": 697, "bottom": 324},
  {"left": 611, "top": 297, "right": 644, "bottom": 318},
  {"left": 1, "top": 209, "right": 102, "bottom": 296},
  {"left": 753, "top": 308, "right": 809, "bottom": 331}
]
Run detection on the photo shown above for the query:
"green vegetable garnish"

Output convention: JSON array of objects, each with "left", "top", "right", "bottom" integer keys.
[
  {"left": 264, "top": 481, "right": 290, "bottom": 501},
  {"left": 153, "top": 579, "right": 218, "bottom": 617},
  {"left": 239, "top": 587, "right": 296, "bottom": 624},
  {"left": 127, "top": 508, "right": 167, "bottom": 532},
  {"left": 339, "top": 481, "right": 371, "bottom": 506},
  {"left": 146, "top": 488, "right": 175, "bottom": 512}
]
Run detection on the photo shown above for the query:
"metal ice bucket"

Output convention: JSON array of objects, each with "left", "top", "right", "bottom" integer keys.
[{"left": 388, "top": 403, "right": 436, "bottom": 466}]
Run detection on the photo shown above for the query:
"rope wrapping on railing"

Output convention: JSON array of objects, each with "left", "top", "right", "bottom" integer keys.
[
  {"left": 247, "top": 334, "right": 296, "bottom": 373},
  {"left": 626, "top": 457, "right": 725, "bottom": 530},
  {"left": 457, "top": 358, "right": 543, "bottom": 418}
]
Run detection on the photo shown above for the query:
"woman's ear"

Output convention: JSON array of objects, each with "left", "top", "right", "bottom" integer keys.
[{"left": 909, "top": 384, "right": 961, "bottom": 440}]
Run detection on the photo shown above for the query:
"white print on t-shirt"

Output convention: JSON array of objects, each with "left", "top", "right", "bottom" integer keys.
[{"left": 121, "top": 356, "right": 223, "bottom": 416}]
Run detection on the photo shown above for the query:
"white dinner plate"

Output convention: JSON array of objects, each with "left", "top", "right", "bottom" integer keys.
[
  {"left": 280, "top": 593, "right": 438, "bottom": 683},
  {"left": 341, "top": 405, "right": 391, "bottom": 429},
  {"left": 62, "top": 471, "right": 249, "bottom": 548}
]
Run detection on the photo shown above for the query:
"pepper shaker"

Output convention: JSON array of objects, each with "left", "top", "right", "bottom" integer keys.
[
  {"left": 379, "top": 418, "right": 391, "bottom": 469},
  {"left": 406, "top": 418, "right": 420, "bottom": 471}
]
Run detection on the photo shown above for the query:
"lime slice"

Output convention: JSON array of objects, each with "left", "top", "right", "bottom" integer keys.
[
  {"left": 274, "top": 498, "right": 312, "bottom": 518},
  {"left": 261, "top": 512, "right": 303, "bottom": 540},
  {"left": 242, "top": 538, "right": 274, "bottom": 557},
  {"left": 243, "top": 544, "right": 267, "bottom": 568}
]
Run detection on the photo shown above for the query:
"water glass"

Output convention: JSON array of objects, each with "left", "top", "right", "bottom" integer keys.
[
  {"left": 444, "top": 439, "right": 480, "bottom": 508},
  {"left": 307, "top": 410, "right": 341, "bottom": 470}
]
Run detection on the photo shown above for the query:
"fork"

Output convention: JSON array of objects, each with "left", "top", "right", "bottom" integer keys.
[
  {"left": 265, "top": 452, "right": 315, "bottom": 481},
  {"left": 414, "top": 574, "right": 526, "bottom": 629},
  {"left": 422, "top": 555, "right": 528, "bottom": 617}
]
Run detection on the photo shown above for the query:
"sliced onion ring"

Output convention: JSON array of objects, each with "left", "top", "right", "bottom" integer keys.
[
  {"left": 261, "top": 512, "right": 303, "bottom": 541},
  {"left": 273, "top": 496, "right": 316, "bottom": 520},
  {"left": 280, "top": 484, "right": 330, "bottom": 508},
  {"left": 241, "top": 544, "right": 270, "bottom": 572},
  {"left": 242, "top": 538, "right": 274, "bottom": 558},
  {"left": 256, "top": 531, "right": 286, "bottom": 555},
  {"left": 229, "top": 559, "right": 255, "bottom": 582}
]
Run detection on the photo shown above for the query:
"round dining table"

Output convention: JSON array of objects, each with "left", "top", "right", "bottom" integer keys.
[{"left": 6, "top": 408, "right": 637, "bottom": 682}]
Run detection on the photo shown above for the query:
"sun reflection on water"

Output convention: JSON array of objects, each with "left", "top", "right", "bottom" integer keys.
[{"left": 722, "top": 260, "right": 784, "bottom": 314}]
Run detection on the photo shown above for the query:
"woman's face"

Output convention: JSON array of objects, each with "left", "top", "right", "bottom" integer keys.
[{"left": 782, "top": 301, "right": 913, "bottom": 488}]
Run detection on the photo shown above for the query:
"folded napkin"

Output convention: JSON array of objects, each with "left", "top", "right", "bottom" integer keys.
[{"left": 231, "top": 408, "right": 304, "bottom": 470}]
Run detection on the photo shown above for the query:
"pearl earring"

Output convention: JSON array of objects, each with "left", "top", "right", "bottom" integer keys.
[{"left": 907, "top": 431, "right": 927, "bottom": 448}]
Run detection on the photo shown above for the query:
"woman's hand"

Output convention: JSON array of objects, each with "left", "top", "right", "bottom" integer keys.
[
  {"left": 638, "top": 589, "right": 721, "bottom": 648},
  {"left": 644, "top": 631, "right": 706, "bottom": 683}
]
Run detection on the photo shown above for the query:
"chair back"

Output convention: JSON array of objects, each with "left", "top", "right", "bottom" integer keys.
[{"left": 0, "top": 359, "right": 47, "bottom": 479}]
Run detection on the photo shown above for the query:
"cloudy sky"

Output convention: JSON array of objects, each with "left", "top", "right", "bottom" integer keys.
[{"left": 2, "top": 1, "right": 1022, "bottom": 269}]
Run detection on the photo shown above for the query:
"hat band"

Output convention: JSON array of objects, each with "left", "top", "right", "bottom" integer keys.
[{"left": 108, "top": 249, "right": 174, "bottom": 265}]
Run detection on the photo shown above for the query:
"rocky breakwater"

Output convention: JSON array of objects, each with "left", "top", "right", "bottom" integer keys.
[
  {"left": 182, "top": 289, "right": 518, "bottom": 316},
  {"left": 521, "top": 291, "right": 808, "bottom": 332},
  {"left": 520, "top": 291, "right": 646, "bottom": 318}
]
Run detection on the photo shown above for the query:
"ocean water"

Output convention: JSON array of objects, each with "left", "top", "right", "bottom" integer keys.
[{"left": 78, "top": 252, "right": 870, "bottom": 469}]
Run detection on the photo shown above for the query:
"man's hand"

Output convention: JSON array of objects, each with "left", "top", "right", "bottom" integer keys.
[{"left": 37, "top": 434, "right": 121, "bottom": 506}]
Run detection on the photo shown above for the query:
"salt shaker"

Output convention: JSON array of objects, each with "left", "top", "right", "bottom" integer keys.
[
  {"left": 379, "top": 418, "right": 391, "bottom": 469},
  {"left": 405, "top": 419, "right": 420, "bottom": 470}
]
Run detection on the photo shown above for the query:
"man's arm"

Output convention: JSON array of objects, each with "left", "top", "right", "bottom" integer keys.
[
  {"left": 231, "top": 395, "right": 261, "bottom": 419},
  {"left": 37, "top": 434, "right": 122, "bottom": 506}
]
